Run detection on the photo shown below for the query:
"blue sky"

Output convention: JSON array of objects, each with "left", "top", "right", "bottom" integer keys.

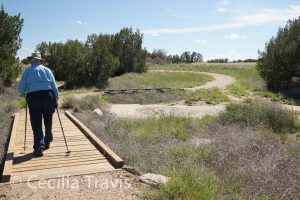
[{"left": 1, "top": 0, "right": 300, "bottom": 61}]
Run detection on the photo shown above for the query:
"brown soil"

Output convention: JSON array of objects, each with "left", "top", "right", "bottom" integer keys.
[{"left": 0, "top": 170, "right": 147, "bottom": 200}]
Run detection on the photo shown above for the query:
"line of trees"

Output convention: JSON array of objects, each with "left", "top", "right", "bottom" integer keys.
[
  {"left": 36, "top": 28, "right": 147, "bottom": 88},
  {"left": 147, "top": 49, "right": 203, "bottom": 64},
  {"left": 0, "top": 6, "right": 23, "bottom": 89}
]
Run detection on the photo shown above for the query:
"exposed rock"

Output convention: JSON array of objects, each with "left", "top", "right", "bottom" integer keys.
[
  {"left": 93, "top": 108, "right": 103, "bottom": 116},
  {"left": 139, "top": 173, "right": 169, "bottom": 186}
]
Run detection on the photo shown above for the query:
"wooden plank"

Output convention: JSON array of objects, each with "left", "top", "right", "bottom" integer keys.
[
  {"left": 3, "top": 110, "right": 116, "bottom": 183},
  {"left": 65, "top": 111, "right": 124, "bottom": 168},
  {"left": 13, "top": 162, "right": 113, "bottom": 177},
  {"left": 13, "top": 158, "right": 108, "bottom": 172},
  {"left": 14, "top": 154, "right": 105, "bottom": 165},
  {"left": 14, "top": 149, "right": 100, "bottom": 158},
  {"left": 2, "top": 113, "right": 19, "bottom": 182}
]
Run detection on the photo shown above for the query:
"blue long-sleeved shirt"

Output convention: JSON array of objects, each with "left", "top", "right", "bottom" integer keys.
[{"left": 18, "top": 63, "right": 59, "bottom": 99}]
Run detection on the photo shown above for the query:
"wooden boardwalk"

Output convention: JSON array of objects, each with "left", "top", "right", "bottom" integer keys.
[{"left": 2, "top": 110, "right": 123, "bottom": 182}]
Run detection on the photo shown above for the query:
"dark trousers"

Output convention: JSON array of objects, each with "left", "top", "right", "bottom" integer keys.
[{"left": 27, "top": 90, "right": 55, "bottom": 150}]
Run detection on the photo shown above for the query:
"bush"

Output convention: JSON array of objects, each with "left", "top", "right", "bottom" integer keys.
[
  {"left": 62, "top": 95, "right": 103, "bottom": 111},
  {"left": 257, "top": 17, "right": 300, "bottom": 91},
  {"left": 36, "top": 27, "right": 147, "bottom": 88},
  {"left": 0, "top": 6, "right": 23, "bottom": 86},
  {"left": 219, "top": 100, "right": 296, "bottom": 133},
  {"left": 145, "top": 168, "right": 219, "bottom": 200}
]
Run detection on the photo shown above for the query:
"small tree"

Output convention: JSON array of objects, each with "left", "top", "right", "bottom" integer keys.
[
  {"left": 180, "top": 51, "right": 191, "bottom": 63},
  {"left": 257, "top": 17, "right": 300, "bottom": 90},
  {"left": 113, "top": 27, "right": 147, "bottom": 75},
  {"left": 0, "top": 6, "right": 23, "bottom": 86}
]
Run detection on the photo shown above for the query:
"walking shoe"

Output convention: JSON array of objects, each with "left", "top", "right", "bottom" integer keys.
[
  {"left": 33, "top": 148, "right": 44, "bottom": 157},
  {"left": 45, "top": 142, "right": 51, "bottom": 150}
]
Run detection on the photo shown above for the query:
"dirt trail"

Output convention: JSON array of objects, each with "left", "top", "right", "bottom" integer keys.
[
  {"left": 107, "top": 70, "right": 235, "bottom": 118},
  {"left": 149, "top": 70, "right": 235, "bottom": 91},
  {"left": 109, "top": 103, "right": 226, "bottom": 118},
  {"left": 59, "top": 70, "right": 300, "bottom": 119}
]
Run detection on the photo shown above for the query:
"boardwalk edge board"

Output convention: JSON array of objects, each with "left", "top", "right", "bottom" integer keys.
[
  {"left": 65, "top": 111, "right": 124, "bottom": 168},
  {"left": 2, "top": 113, "right": 19, "bottom": 182}
]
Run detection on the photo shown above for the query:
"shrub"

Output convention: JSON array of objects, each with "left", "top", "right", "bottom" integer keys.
[
  {"left": 257, "top": 17, "right": 300, "bottom": 91},
  {"left": 0, "top": 6, "right": 23, "bottom": 86},
  {"left": 36, "top": 27, "right": 147, "bottom": 88},
  {"left": 219, "top": 99, "right": 296, "bottom": 133},
  {"left": 62, "top": 95, "right": 103, "bottom": 111},
  {"left": 145, "top": 168, "right": 219, "bottom": 200},
  {"left": 61, "top": 95, "right": 77, "bottom": 109}
]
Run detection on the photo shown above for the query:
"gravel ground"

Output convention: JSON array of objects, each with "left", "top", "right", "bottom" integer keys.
[{"left": 0, "top": 170, "right": 147, "bottom": 200}]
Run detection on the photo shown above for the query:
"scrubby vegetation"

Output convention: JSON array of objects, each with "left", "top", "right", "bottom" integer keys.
[
  {"left": 62, "top": 95, "right": 104, "bottom": 112},
  {"left": 0, "top": 88, "right": 19, "bottom": 179},
  {"left": 185, "top": 88, "right": 229, "bottom": 105},
  {"left": 0, "top": 6, "right": 23, "bottom": 86},
  {"left": 219, "top": 99, "right": 298, "bottom": 133},
  {"left": 75, "top": 98, "right": 300, "bottom": 199},
  {"left": 257, "top": 17, "right": 300, "bottom": 93},
  {"left": 36, "top": 27, "right": 147, "bottom": 88},
  {"left": 102, "top": 90, "right": 187, "bottom": 104}
]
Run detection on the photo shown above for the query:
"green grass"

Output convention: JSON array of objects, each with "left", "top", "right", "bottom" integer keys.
[
  {"left": 122, "top": 115, "right": 215, "bottom": 142},
  {"left": 106, "top": 71, "right": 214, "bottom": 89},
  {"left": 61, "top": 95, "right": 103, "bottom": 111},
  {"left": 149, "top": 63, "right": 262, "bottom": 95},
  {"left": 185, "top": 88, "right": 229, "bottom": 105},
  {"left": 227, "top": 83, "right": 249, "bottom": 97},
  {"left": 149, "top": 63, "right": 300, "bottom": 105},
  {"left": 145, "top": 168, "right": 219, "bottom": 200},
  {"left": 16, "top": 98, "right": 26, "bottom": 108},
  {"left": 165, "top": 145, "right": 216, "bottom": 163},
  {"left": 219, "top": 99, "right": 298, "bottom": 133},
  {"left": 60, "top": 87, "right": 97, "bottom": 96},
  {"left": 255, "top": 89, "right": 298, "bottom": 105}
]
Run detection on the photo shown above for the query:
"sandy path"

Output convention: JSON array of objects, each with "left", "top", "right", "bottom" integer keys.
[
  {"left": 107, "top": 70, "right": 235, "bottom": 118},
  {"left": 0, "top": 170, "right": 146, "bottom": 200},
  {"left": 109, "top": 103, "right": 226, "bottom": 118}
]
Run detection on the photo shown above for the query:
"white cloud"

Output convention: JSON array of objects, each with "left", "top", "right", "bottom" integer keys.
[
  {"left": 217, "top": 7, "right": 226, "bottom": 13},
  {"left": 195, "top": 39, "right": 207, "bottom": 44},
  {"left": 165, "top": 7, "right": 213, "bottom": 19},
  {"left": 143, "top": 4, "right": 300, "bottom": 35},
  {"left": 151, "top": 33, "right": 159, "bottom": 37},
  {"left": 217, "top": 0, "right": 231, "bottom": 6},
  {"left": 224, "top": 33, "right": 246, "bottom": 40},
  {"left": 216, "top": 0, "right": 231, "bottom": 13},
  {"left": 77, "top": 20, "right": 88, "bottom": 25}
]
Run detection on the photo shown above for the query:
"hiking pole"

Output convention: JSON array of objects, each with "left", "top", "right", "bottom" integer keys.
[
  {"left": 56, "top": 107, "right": 71, "bottom": 156},
  {"left": 24, "top": 97, "right": 27, "bottom": 153}
]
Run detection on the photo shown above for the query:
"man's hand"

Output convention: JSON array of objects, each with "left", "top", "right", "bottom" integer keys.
[{"left": 55, "top": 100, "right": 58, "bottom": 109}]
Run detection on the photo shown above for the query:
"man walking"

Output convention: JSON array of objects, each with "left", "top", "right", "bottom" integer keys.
[{"left": 18, "top": 52, "right": 59, "bottom": 157}]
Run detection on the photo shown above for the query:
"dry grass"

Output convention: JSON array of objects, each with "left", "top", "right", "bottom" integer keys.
[
  {"left": 0, "top": 87, "right": 19, "bottom": 180},
  {"left": 103, "top": 89, "right": 187, "bottom": 104},
  {"left": 75, "top": 101, "right": 300, "bottom": 199}
]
